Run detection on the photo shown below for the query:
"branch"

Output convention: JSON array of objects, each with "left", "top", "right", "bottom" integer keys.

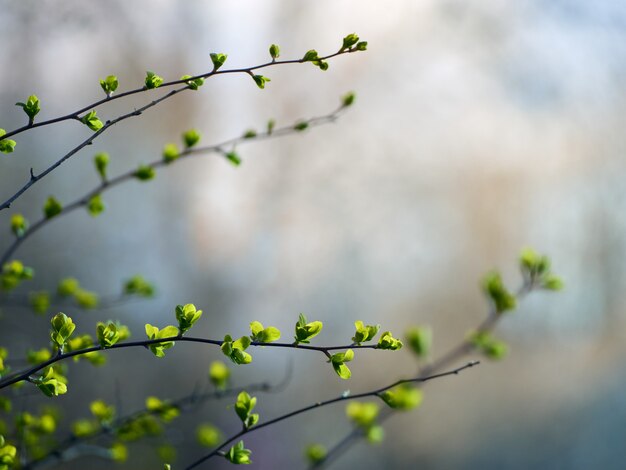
[
  {"left": 0, "top": 47, "right": 362, "bottom": 211},
  {"left": 183, "top": 362, "right": 480, "bottom": 470},
  {"left": 0, "top": 105, "right": 348, "bottom": 265}
]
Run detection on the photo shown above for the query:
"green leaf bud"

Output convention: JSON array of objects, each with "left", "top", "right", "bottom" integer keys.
[
  {"left": 252, "top": 74, "right": 270, "bottom": 89},
  {"left": 469, "top": 331, "right": 508, "bottom": 360},
  {"left": 405, "top": 326, "right": 432, "bottom": 358},
  {"left": 183, "top": 129, "right": 201, "bottom": 148},
  {"left": 249, "top": 321, "right": 281, "bottom": 343},
  {"left": 99, "top": 75, "right": 119, "bottom": 97},
  {"left": 197, "top": 423, "right": 222, "bottom": 447},
  {"left": 15, "top": 95, "right": 41, "bottom": 123},
  {"left": 294, "top": 121, "right": 309, "bottom": 131},
  {"left": 181, "top": 74, "right": 204, "bottom": 90},
  {"left": 352, "top": 321, "right": 380, "bottom": 344},
  {"left": 90, "top": 400, "right": 116, "bottom": 424},
  {"left": 0, "top": 129, "right": 17, "bottom": 154},
  {"left": 50, "top": 313, "right": 76, "bottom": 349},
  {"left": 341, "top": 33, "right": 360, "bottom": 51},
  {"left": 305, "top": 444, "right": 327, "bottom": 464},
  {"left": 96, "top": 321, "right": 121, "bottom": 347},
  {"left": 377, "top": 331, "right": 403, "bottom": 350},
  {"left": 94, "top": 152, "right": 109, "bottom": 180},
  {"left": 134, "top": 164, "right": 156, "bottom": 181},
  {"left": 29, "top": 291, "right": 50, "bottom": 315},
  {"left": 243, "top": 129, "right": 257, "bottom": 139},
  {"left": 269, "top": 44, "right": 280, "bottom": 59},
  {"left": 294, "top": 313, "right": 323, "bottom": 344},
  {"left": 74, "top": 289, "right": 99, "bottom": 309},
  {"left": 10, "top": 213, "right": 28, "bottom": 237},
  {"left": 235, "top": 391, "right": 259, "bottom": 429},
  {"left": 43, "top": 196, "right": 62, "bottom": 219},
  {"left": 210, "top": 53, "right": 228, "bottom": 71},
  {"left": 87, "top": 194, "right": 105, "bottom": 217},
  {"left": 145, "top": 71, "right": 164, "bottom": 89},
  {"left": 35, "top": 367, "right": 68, "bottom": 397},
  {"left": 302, "top": 50, "right": 319, "bottom": 62},
  {"left": 330, "top": 349, "right": 354, "bottom": 379},
  {"left": 355, "top": 41, "right": 368, "bottom": 51},
  {"left": 342, "top": 91, "right": 356, "bottom": 107},
  {"left": 346, "top": 401, "right": 379, "bottom": 427},
  {"left": 57, "top": 277, "right": 79, "bottom": 296},
  {"left": 482, "top": 272, "right": 517, "bottom": 314},
  {"left": 209, "top": 360, "right": 230, "bottom": 389},
  {"left": 145, "top": 324, "right": 179, "bottom": 358},
  {"left": 225, "top": 440, "right": 252, "bottom": 465},
  {"left": 379, "top": 384, "right": 422, "bottom": 410},
  {"left": 225, "top": 151, "right": 241, "bottom": 166},
  {"left": 124, "top": 275, "right": 154, "bottom": 297},
  {"left": 79, "top": 110, "right": 104, "bottom": 131},
  {"left": 175, "top": 303, "right": 203, "bottom": 334},
  {"left": 267, "top": 119, "right": 275, "bottom": 135}
]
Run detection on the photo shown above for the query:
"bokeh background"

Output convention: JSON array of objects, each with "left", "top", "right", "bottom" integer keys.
[{"left": 1, "top": 1, "right": 626, "bottom": 469}]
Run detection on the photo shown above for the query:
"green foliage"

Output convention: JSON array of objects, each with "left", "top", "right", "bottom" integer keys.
[
  {"left": 144, "top": 324, "right": 179, "bottom": 358},
  {"left": 71, "top": 419, "right": 98, "bottom": 437},
  {"left": 225, "top": 151, "right": 241, "bottom": 166},
  {"left": 27, "top": 348, "right": 51, "bottom": 364},
  {"left": 482, "top": 271, "right": 516, "bottom": 314},
  {"left": 90, "top": 400, "right": 115, "bottom": 425},
  {"left": 346, "top": 401, "right": 379, "bottom": 428},
  {"left": 330, "top": 349, "right": 354, "bottom": 379},
  {"left": 15, "top": 95, "right": 40, "bottom": 123},
  {"left": 74, "top": 289, "right": 99, "bottom": 309},
  {"left": 162, "top": 143, "right": 179, "bottom": 164},
  {"left": 110, "top": 442, "right": 128, "bottom": 462},
  {"left": 294, "top": 313, "right": 323, "bottom": 344},
  {"left": 182, "top": 129, "right": 201, "bottom": 148},
  {"left": 519, "top": 248, "right": 564, "bottom": 291},
  {"left": 225, "top": 440, "right": 252, "bottom": 465},
  {"left": 249, "top": 321, "right": 281, "bottom": 343},
  {"left": 469, "top": 331, "right": 508, "bottom": 360},
  {"left": 342, "top": 91, "right": 356, "bottom": 107},
  {"left": 145, "top": 71, "right": 164, "bottom": 89},
  {"left": 251, "top": 74, "right": 270, "bottom": 89},
  {"left": 209, "top": 360, "right": 230, "bottom": 389},
  {"left": 1, "top": 260, "right": 33, "bottom": 291},
  {"left": 405, "top": 326, "right": 432, "bottom": 358},
  {"left": 0, "top": 434, "right": 17, "bottom": 470},
  {"left": 134, "top": 164, "right": 156, "bottom": 181},
  {"left": 100, "top": 75, "right": 119, "bottom": 97},
  {"left": 243, "top": 129, "right": 257, "bottom": 139},
  {"left": 94, "top": 152, "right": 109, "bottom": 180},
  {"left": 43, "top": 196, "right": 62, "bottom": 219},
  {"left": 341, "top": 33, "right": 360, "bottom": 50},
  {"left": 29, "top": 291, "right": 51, "bottom": 315},
  {"left": 210, "top": 53, "right": 228, "bottom": 71},
  {"left": 181, "top": 74, "right": 204, "bottom": 90},
  {"left": 269, "top": 44, "right": 280, "bottom": 59},
  {"left": 50, "top": 313, "right": 76, "bottom": 350},
  {"left": 294, "top": 121, "right": 308, "bottom": 131},
  {"left": 352, "top": 321, "right": 380, "bottom": 345},
  {"left": 221, "top": 335, "right": 252, "bottom": 365},
  {"left": 267, "top": 119, "right": 275, "bottom": 135},
  {"left": 87, "top": 194, "right": 105, "bottom": 217},
  {"left": 304, "top": 444, "right": 327, "bottom": 465},
  {"left": 301, "top": 49, "right": 328, "bottom": 70},
  {"left": 175, "top": 303, "right": 203, "bottom": 334},
  {"left": 0, "top": 129, "right": 16, "bottom": 154},
  {"left": 124, "top": 275, "right": 154, "bottom": 297},
  {"left": 34, "top": 367, "right": 68, "bottom": 397},
  {"left": 57, "top": 277, "right": 79, "bottom": 296},
  {"left": 197, "top": 423, "right": 222, "bottom": 447},
  {"left": 79, "top": 110, "right": 104, "bottom": 131},
  {"left": 96, "top": 321, "right": 121, "bottom": 347},
  {"left": 377, "top": 331, "right": 403, "bottom": 350},
  {"left": 379, "top": 385, "right": 422, "bottom": 410},
  {"left": 10, "top": 213, "right": 28, "bottom": 237},
  {"left": 235, "top": 391, "right": 259, "bottom": 429},
  {"left": 145, "top": 396, "right": 180, "bottom": 422}
]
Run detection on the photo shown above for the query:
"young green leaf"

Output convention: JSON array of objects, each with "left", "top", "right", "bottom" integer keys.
[
  {"left": 43, "top": 196, "right": 62, "bottom": 219},
  {"left": 79, "top": 110, "right": 104, "bottom": 131},
  {"left": 94, "top": 152, "right": 109, "bottom": 180},
  {"left": 221, "top": 335, "right": 252, "bottom": 365},
  {"left": 209, "top": 360, "right": 230, "bottom": 389},
  {"left": 134, "top": 164, "right": 156, "bottom": 181},
  {"left": 124, "top": 275, "right": 154, "bottom": 297},
  {"left": 1, "top": 259, "right": 34, "bottom": 291},
  {"left": 305, "top": 444, "right": 327, "bottom": 465},
  {"left": 0, "top": 129, "right": 17, "bottom": 154},
  {"left": 235, "top": 391, "right": 259, "bottom": 429},
  {"left": 355, "top": 41, "right": 368, "bottom": 51},
  {"left": 342, "top": 91, "right": 356, "bottom": 107},
  {"left": 405, "top": 326, "right": 432, "bottom": 358},
  {"left": 249, "top": 321, "right": 281, "bottom": 343},
  {"left": 50, "top": 313, "right": 76, "bottom": 349},
  {"left": 267, "top": 119, "right": 275, "bottom": 135},
  {"left": 145, "top": 324, "right": 179, "bottom": 358},
  {"left": 99, "top": 75, "right": 119, "bottom": 97},
  {"left": 29, "top": 291, "right": 50, "bottom": 315},
  {"left": 181, "top": 74, "right": 204, "bottom": 90},
  {"left": 352, "top": 321, "right": 380, "bottom": 345},
  {"left": 197, "top": 423, "right": 222, "bottom": 447},
  {"left": 225, "top": 440, "right": 252, "bottom": 465},
  {"left": 87, "top": 194, "right": 105, "bottom": 217},
  {"left": 96, "top": 321, "right": 121, "bottom": 347},
  {"left": 16, "top": 95, "right": 41, "bottom": 123},
  {"left": 294, "top": 121, "right": 309, "bottom": 131},
  {"left": 57, "top": 277, "right": 80, "bottom": 296},
  {"left": 269, "top": 44, "right": 280, "bottom": 59},
  {"left": 90, "top": 400, "right": 116, "bottom": 424},
  {"left": 482, "top": 272, "right": 516, "bottom": 314},
  {"left": 182, "top": 129, "right": 201, "bottom": 148},
  {"left": 10, "top": 213, "right": 28, "bottom": 237},
  {"left": 346, "top": 401, "right": 379, "bottom": 428},
  {"left": 377, "top": 331, "right": 403, "bottom": 350},
  {"left": 251, "top": 74, "right": 270, "bottom": 89},
  {"left": 175, "top": 303, "right": 203, "bottom": 334},
  {"left": 35, "top": 367, "right": 68, "bottom": 397},
  {"left": 210, "top": 53, "right": 228, "bottom": 71},
  {"left": 469, "top": 331, "right": 508, "bottom": 360},
  {"left": 145, "top": 71, "right": 164, "bottom": 89},
  {"left": 302, "top": 50, "right": 319, "bottom": 62},
  {"left": 330, "top": 349, "right": 354, "bottom": 379},
  {"left": 294, "top": 313, "right": 323, "bottom": 344},
  {"left": 341, "top": 33, "right": 360, "bottom": 51},
  {"left": 379, "top": 384, "right": 422, "bottom": 410},
  {"left": 225, "top": 151, "right": 241, "bottom": 166}
]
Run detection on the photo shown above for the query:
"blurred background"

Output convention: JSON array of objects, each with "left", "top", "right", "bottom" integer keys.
[{"left": 1, "top": 0, "right": 625, "bottom": 468}]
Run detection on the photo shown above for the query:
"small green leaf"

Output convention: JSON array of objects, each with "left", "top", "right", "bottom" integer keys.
[
  {"left": 100, "top": 75, "right": 119, "bottom": 96},
  {"left": 197, "top": 423, "right": 222, "bottom": 447},
  {"left": 267, "top": 119, "right": 275, "bottom": 135},
  {"left": 482, "top": 272, "right": 517, "bottom": 314},
  {"left": 79, "top": 110, "right": 103, "bottom": 131},
  {"left": 377, "top": 331, "right": 403, "bottom": 350},
  {"left": 50, "top": 313, "right": 76, "bottom": 349},
  {"left": 74, "top": 289, "right": 99, "bottom": 309},
  {"left": 35, "top": 367, "right": 68, "bottom": 397},
  {"left": 330, "top": 349, "right": 354, "bottom": 379},
  {"left": 341, "top": 34, "right": 360, "bottom": 51},
  {"left": 294, "top": 121, "right": 308, "bottom": 131},
  {"left": 16, "top": 95, "right": 40, "bottom": 123},
  {"left": 235, "top": 391, "right": 259, "bottom": 429},
  {"left": 29, "top": 291, "right": 50, "bottom": 315},
  {"left": 0, "top": 129, "right": 17, "bottom": 154},
  {"left": 294, "top": 313, "right": 323, "bottom": 344},
  {"left": 124, "top": 275, "right": 154, "bottom": 297},
  {"left": 352, "top": 321, "right": 380, "bottom": 344},
  {"left": 145, "top": 324, "right": 179, "bottom": 358},
  {"left": 90, "top": 400, "right": 116, "bottom": 424},
  {"left": 342, "top": 92, "right": 356, "bottom": 107},
  {"left": 346, "top": 401, "right": 379, "bottom": 427},
  {"left": 225, "top": 151, "right": 241, "bottom": 166},
  {"left": 243, "top": 129, "right": 257, "bottom": 139},
  {"left": 181, "top": 74, "right": 204, "bottom": 90},
  {"left": 134, "top": 164, "right": 156, "bottom": 181},
  {"left": 210, "top": 53, "right": 228, "bottom": 71},
  {"left": 57, "top": 278, "right": 79, "bottom": 296},
  {"left": 379, "top": 384, "right": 422, "bottom": 410},
  {"left": 96, "top": 321, "right": 121, "bottom": 347},
  {"left": 542, "top": 274, "right": 564, "bottom": 291},
  {"left": 221, "top": 335, "right": 252, "bottom": 365},
  {"left": 183, "top": 129, "right": 201, "bottom": 148},
  {"left": 225, "top": 440, "right": 252, "bottom": 465},
  {"left": 94, "top": 152, "right": 109, "bottom": 180},
  {"left": 302, "top": 50, "right": 319, "bottom": 62},
  {"left": 110, "top": 442, "right": 127, "bottom": 462},
  {"left": 162, "top": 143, "right": 179, "bottom": 163},
  {"left": 209, "top": 360, "right": 230, "bottom": 389},
  {"left": 469, "top": 331, "right": 508, "bottom": 360},
  {"left": 175, "top": 303, "right": 203, "bottom": 334},
  {"left": 305, "top": 444, "right": 327, "bottom": 465},
  {"left": 405, "top": 326, "right": 432, "bottom": 358},
  {"left": 145, "top": 71, "right": 164, "bottom": 89},
  {"left": 269, "top": 44, "right": 280, "bottom": 59},
  {"left": 87, "top": 194, "right": 105, "bottom": 217},
  {"left": 10, "top": 213, "right": 28, "bottom": 237},
  {"left": 43, "top": 196, "right": 62, "bottom": 219},
  {"left": 249, "top": 321, "right": 281, "bottom": 343},
  {"left": 355, "top": 41, "right": 368, "bottom": 51},
  {"left": 251, "top": 74, "right": 270, "bottom": 89}
]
